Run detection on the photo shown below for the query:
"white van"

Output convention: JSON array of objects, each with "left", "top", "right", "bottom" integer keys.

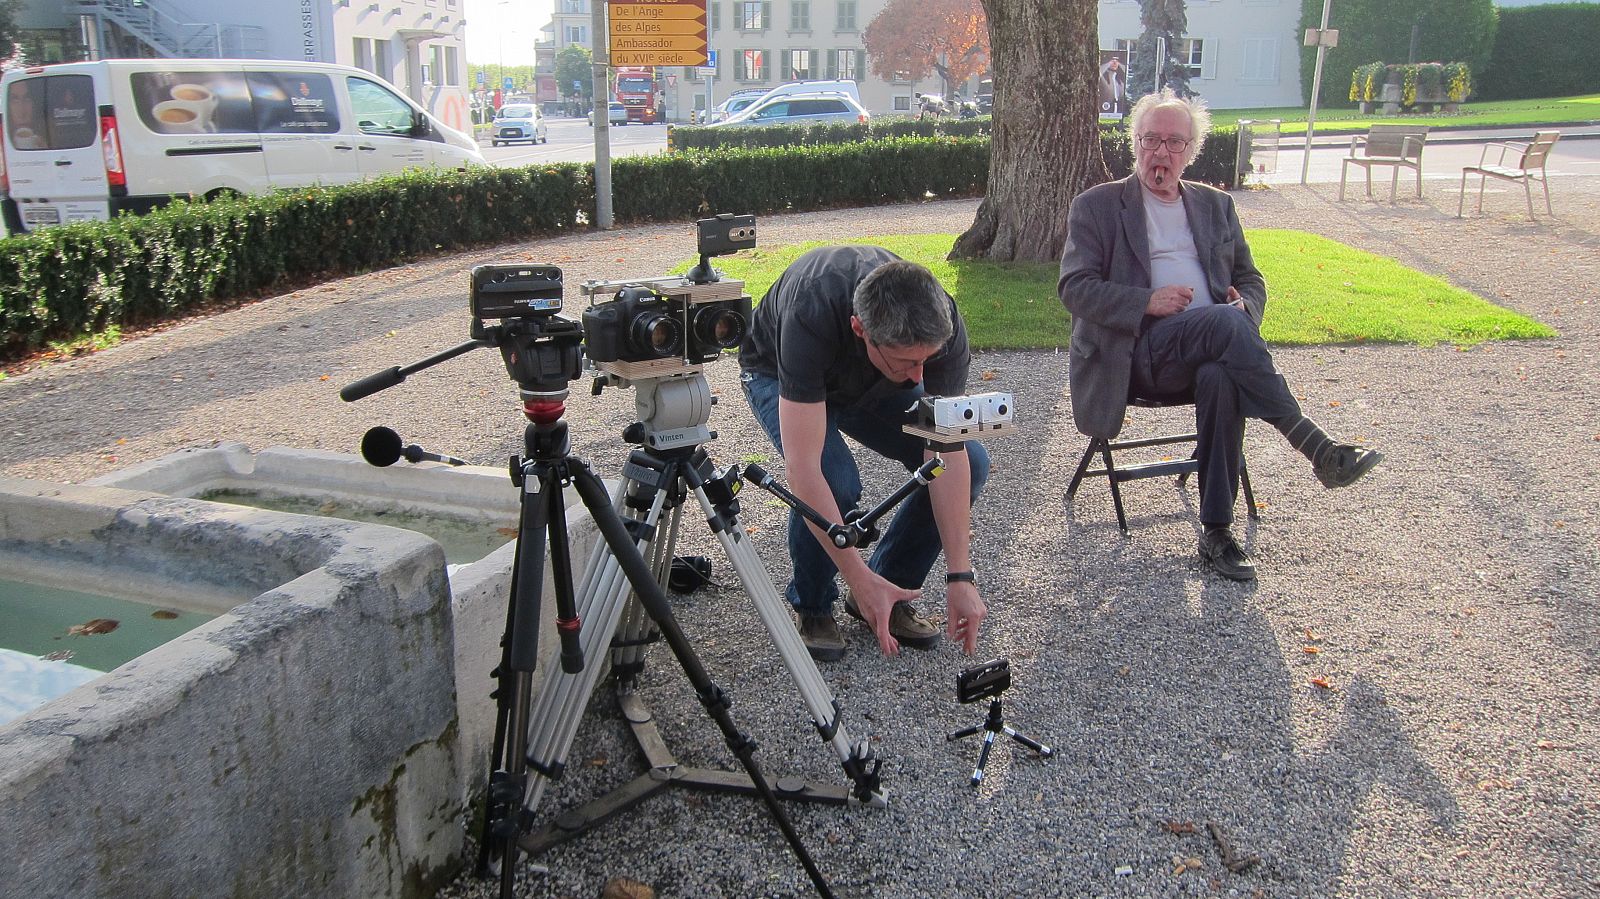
[{"left": 0, "top": 59, "right": 485, "bottom": 234}]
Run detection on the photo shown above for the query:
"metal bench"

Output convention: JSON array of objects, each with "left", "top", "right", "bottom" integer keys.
[
  {"left": 1339, "top": 124, "right": 1430, "bottom": 202},
  {"left": 1457, "top": 131, "right": 1561, "bottom": 219}
]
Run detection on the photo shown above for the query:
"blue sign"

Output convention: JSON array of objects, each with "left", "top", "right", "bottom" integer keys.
[
  {"left": 503, "top": 76, "right": 515, "bottom": 91},
  {"left": 476, "top": 71, "right": 486, "bottom": 86},
  {"left": 573, "top": 79, "right": 582, "bottom": 91}
]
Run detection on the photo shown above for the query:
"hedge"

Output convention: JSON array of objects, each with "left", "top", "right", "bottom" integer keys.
[
  {"left": 668, "top": 116, "right": 993, "bottom": 151},
  {"left": 0, "top": 127, "right": 1239, "bottom": 358},
  {"left": 1477, "top": 4, "right": 1600, "bottom": 101}
]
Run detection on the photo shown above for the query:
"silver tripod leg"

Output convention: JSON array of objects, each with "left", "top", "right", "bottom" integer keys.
[
  {"left": 686, "top": 479, "right": 887, "bottom": 808},
  {"left": 520, "top": 474, "right": 670, "bottom": 814}
]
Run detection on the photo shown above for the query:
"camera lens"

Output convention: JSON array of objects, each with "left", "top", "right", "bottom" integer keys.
[
  {"left": 631, "top": 312, "right": 682, "bottom": 358},
  {"left": 691, "top": 305, "right": 746, "bottom": 350}
]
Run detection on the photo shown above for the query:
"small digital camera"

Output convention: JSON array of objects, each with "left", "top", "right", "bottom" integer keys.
[
  {"left": 956, "top": 658, "right": 1011, "bottom": 704},
  {"left": 470, "top": 264, "right": 564, "bottom": 321}
]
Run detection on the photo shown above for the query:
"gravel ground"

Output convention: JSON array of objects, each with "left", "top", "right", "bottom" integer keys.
[{"left": 4, "top": 177, "right": 1599, "bottom": 899}]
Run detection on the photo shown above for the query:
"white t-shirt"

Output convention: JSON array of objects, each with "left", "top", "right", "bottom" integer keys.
[{"left": 1143, "top": 191, "right": 1214, "bottom": 308}]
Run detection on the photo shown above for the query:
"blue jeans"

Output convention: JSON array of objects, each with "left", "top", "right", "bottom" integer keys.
[{"left": 739, "top": 370, "right": 990, "bottom": 617}]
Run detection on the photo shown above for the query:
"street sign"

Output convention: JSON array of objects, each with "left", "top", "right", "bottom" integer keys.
[
  {"left": 607, "top": 0, "right": 708, "bottom": 67},
  {"left": 476, "top": 71, "right": 486, "bottom": 86},
  {"left": 697, "top": 49, "right": 717, "bottom": 75},
  {"left": 611, "top": 50, "right": 709, "bottom": 66},
  {"left": 503, "top": 76, "right": 515, "bottom": 91}
]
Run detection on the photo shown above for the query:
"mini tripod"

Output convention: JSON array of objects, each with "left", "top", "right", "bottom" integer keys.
[{"left": 947, "top": 658, "right": 1054, "bottom": 787}]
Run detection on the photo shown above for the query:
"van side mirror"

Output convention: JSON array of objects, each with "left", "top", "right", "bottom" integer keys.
[{"left": 410, "top": 111, "right": 430, "bottom": 136}]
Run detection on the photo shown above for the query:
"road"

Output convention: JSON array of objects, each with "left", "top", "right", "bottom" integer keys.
[{"left": 476, "top": 114, "right": 671, "bottom": 166}]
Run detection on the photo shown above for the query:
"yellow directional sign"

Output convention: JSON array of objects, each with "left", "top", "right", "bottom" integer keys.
[
  {"left": 611, "top": 19, "right": 706, "bottom": 35},
  {"left": 610, "top": 49, "right": 709, "bottom": 67},
  {"left": 611, "top": 3, "right": 705, "bottom": 19},
  {"left": 608, "top": 0, "right": 707, "bottom": 67}
]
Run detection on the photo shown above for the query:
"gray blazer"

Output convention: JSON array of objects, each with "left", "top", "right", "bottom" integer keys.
[{"left": 1057, "top": 175, "right": 1267, "bottom": 438}]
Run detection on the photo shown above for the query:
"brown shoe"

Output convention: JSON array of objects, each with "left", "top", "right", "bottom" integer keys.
[
  {"left": 796, "top": 613, "right": 846, "bottom": 661},
  {"left": 843, "top": 594, "right": 941, "bottom": 650}
]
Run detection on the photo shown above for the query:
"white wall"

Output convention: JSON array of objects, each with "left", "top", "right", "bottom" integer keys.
[{"left": 1098, "top": 0, "right": 1304, "bottom": 109}]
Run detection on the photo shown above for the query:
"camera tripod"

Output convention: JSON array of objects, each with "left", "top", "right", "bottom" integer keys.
[
  {"left": 513, "top": 359, "right": 891, "bottom": 855},
  {"left": 343, "top": 319, "right": 842, "bottom": 898},
  {"left": 947, "top": 688, "right": 1054, "bottom": 787}
]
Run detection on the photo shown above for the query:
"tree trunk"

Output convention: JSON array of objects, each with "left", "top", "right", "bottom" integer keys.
[{"left": 950, "top": 0, "right": 1107, "bottom": 263}]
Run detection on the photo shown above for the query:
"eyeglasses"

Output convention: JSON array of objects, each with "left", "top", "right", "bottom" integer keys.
[{"left": 1138, "top": 135, "right": 1191, "bottom": 153}]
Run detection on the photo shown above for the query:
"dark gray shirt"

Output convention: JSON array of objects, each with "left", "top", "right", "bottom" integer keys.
[{"left": 738, "top": 245, "right": 970, "bottom": 406}]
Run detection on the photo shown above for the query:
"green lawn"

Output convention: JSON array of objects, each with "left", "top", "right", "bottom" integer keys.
[
  {"left": 690, "top": 232, "right": 1552, "bottom": 350},
  {"left": 1209, "top": 93, "right": 1600, "bottom": 136}
]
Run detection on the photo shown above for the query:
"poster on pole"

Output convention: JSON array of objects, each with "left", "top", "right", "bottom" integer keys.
[{"left": 1098, "top": 49, "right": 1129, "bottom": 119}]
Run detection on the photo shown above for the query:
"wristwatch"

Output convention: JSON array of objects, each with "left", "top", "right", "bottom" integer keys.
[{"left": 945, "top": 571, "right": 976, "bottom": 585}]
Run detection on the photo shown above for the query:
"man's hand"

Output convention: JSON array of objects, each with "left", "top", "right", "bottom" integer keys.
[
  {"left": 1224, "top": 285, "right": 1246, "bottom": 310},
  {"left": 845, "top": 571, "right": 920, "bottom": 656},
  {"left": 945, "top": 581, "right": 986, "bottom": 655},
  {"left": 1147, "top": 285, "right": 1193, "bottom": 317}
]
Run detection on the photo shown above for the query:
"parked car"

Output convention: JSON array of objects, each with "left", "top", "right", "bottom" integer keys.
[
  {"left": 706, "top": 88, "right": 770, "bottom": 123},
  {"left": 587, "top": 101, "right": 629, "bottom": 126},
  {"left": 490, "top": 103, "right": 546, "bottom": 146},
  {"left": 708, "top": 91, "right": 870, "bottom": 128},
  {"left": 707, "top": 81, "right": 862, "bottom": 124},
  {"left": 0, "top": 59, "right": 483, "bottom": 234}
]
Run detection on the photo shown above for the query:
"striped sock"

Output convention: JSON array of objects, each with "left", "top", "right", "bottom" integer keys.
[{"left": 1266, "top": 413, "right": 1337, "bottom": 465}]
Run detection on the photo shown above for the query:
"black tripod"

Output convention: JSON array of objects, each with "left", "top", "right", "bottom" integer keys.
[
  {"left": 946, "top": 658, "right": 1054, "bottom": 787},
  {"left": 341, "top": 311, "right": 835, "bottom": 899}
]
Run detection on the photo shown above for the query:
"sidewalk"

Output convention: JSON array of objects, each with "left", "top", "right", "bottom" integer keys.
[{"left": 5, "top": 180, "right": 1599, "bottom": 899}]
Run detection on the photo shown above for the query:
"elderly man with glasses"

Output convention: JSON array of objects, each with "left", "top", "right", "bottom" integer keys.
[
  {"left": 739, "top": 245, "right": 989, "bottom": 661},
  {"left": 1058, "top": 89, "right": 1382, "bottom": 580}
]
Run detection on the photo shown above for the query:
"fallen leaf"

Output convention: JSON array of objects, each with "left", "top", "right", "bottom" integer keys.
[
  {"left": 1162, "top": 820, "right": 1197, "bottom": 834},
  {"left": 587, "top": 754, "right": 608, "bottom": 767},
  {"left": 981, "top": 370, "right": 998, "bottom": 381},
  {"left": 151, "top": 610, "right": 179, "bottom": 620},
  {"left": 1328, "top": 400, "right": 1342, "bottom": 407},
  {"left": 68, "top": 618, "right": 120, "bottom": 636},
  {"left": 1304, "top": 627, "right": 1321, "bottom": 642},
  {"left": 319, "top": 374, "right": 330, "bottom": 381},
  {"left": 1309, "top": 675, "right": 1333, "bottom": 690},
  {"left": 497, "top": 526, "right": 518, "bottom": 538},
  {"left": 1301, "top": 645, "right": 1322, "bottom": 654},
  {"left": 116, "top": 438, "right": 127, "bottom": 445}
]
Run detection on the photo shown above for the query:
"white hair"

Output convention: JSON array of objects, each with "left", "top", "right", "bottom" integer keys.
[{"left": 1128, "top": 88, "right": 1212, "bottom": 168}]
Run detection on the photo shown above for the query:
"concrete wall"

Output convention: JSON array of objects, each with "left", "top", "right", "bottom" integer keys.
[
  {"left": 0, "top": 478, "right": 462, "bottom": 899},
  {"left": 83, "top": 443, "right": 609, "bottom": 837}
]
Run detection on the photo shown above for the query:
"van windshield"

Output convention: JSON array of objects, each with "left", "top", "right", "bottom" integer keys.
[{"left": 6, "top": 75, "right": 97, "bottom": 151}]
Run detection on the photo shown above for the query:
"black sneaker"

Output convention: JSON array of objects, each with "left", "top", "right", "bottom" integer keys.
[
  {"left": 796, "top": 613, "right": 846, "bottom": 661},
  {"left": 1198, "top": 528, "right": 1257, "bottom": 581},
  {"left": 843, "top": 594, "right": 941, "bottom": 650},
  {"left": 1313, "top": 444, "right": 1384, "bottom": 488}
]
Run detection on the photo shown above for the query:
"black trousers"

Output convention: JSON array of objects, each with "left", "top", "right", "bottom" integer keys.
[{"left": 1130, "top": 305, "right": 1301, "bottom": 525}]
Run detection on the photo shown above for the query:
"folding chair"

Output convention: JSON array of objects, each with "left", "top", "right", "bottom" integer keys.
[
  {"left": 1064, "top": 393, "right": 1257, "bottom": 534},
  {"left": 1457, "top": 131, "right": 1561, "bottom": 219}
]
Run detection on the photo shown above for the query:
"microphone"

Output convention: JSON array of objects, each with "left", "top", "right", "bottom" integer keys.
[{"left": 360, "top": 427, "right": 467, "bottom": 467}]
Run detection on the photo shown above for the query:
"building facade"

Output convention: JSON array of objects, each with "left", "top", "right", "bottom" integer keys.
[
  {"left": 537, "top": 0, "right": 1304, "bottom": 121},
  {"left": 1098, "top": 0, "right": 1304, "bottom": 109},
  {"left": 10, "top": 0, "right": 474, "bottom": 133}
]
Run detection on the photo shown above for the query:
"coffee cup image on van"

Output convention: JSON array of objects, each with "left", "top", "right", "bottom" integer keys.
[{"left": 152, "top": 99, "right": 212, "bottom": 134}]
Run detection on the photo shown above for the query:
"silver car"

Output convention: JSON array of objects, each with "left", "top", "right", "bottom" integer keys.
[
  {"left": 490, "top": 104, "right": 547, "bottom": 146},
  {"left": 709, "top": 92, "right": 870, "bottom": 128}
]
